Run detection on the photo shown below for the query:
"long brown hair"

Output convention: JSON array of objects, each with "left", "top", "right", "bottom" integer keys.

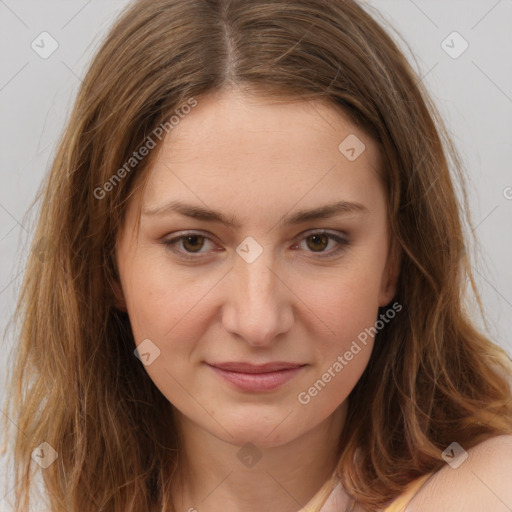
[{"left": 3, "top": 0, "right": 512, "bottom": 510}]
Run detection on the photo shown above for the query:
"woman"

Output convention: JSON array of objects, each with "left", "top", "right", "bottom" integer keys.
[{"left": 3, "top": 0, "right": 512, "bottom": 511}]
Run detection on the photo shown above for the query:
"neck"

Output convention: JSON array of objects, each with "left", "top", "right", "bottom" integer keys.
[{"left": 169, "top": 400, "right": 350, "bottom": 512}]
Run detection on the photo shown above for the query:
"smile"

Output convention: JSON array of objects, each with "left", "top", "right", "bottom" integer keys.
[{"left": 206, "top": 362, "right": 306, "bottom": 392}]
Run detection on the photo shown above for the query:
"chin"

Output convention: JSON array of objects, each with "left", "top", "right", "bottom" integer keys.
[
  {"left": 227, "top": 428, "right": 296, "bottom": 449},
  {"left": 207, "top": 406, "right": 304, "bottom": 449}
]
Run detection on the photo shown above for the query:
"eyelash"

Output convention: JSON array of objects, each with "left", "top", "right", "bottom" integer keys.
[{"left": 162, "top": 230, "right": 350, "bottom": 261}]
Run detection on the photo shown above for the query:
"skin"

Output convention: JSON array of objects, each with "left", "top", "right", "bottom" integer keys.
[
  {"left": 114, "top": 87, "right": 400, "bottom": 512},
  {"left": 406, "top": 435, "right": 512, "bottom": 512}
]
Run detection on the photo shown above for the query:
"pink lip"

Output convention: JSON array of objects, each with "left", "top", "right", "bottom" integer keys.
[{"left": 206, "top": 362, "right": 306, "bottom": 392}]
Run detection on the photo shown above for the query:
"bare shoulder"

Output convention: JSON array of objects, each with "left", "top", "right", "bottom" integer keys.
[{"left": 407, "top": 434, "right": 512, "bottom": 512}]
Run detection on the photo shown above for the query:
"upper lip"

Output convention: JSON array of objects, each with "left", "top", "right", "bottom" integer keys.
[{"left": 207, "top": 362, "right": 305, "bottom": 373}]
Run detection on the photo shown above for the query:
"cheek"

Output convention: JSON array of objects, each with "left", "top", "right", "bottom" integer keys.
[
  {"left": 296, "top": 251, "right": 387, "bottom": 372},
  {"left": 122, "top": 252, "right": 208, "bottom": 339},
  {"left": 300, "top": 260, "right": 385, "bottom": 332},
  {"left": 302, "top": 284, "right": 378, "bottom": 377},
  {"left": 122, "top": 260, "right": 209, "bottom": 403},
  {"left": 293, "top": 272, "right": 382, "bottom": 416}
]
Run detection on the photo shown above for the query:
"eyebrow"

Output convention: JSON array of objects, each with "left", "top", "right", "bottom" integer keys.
[{"left": 142, "top": 199, "right": 369, "bottom": 227}]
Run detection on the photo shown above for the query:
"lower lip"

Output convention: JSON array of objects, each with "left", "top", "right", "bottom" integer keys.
[{"left": 208, "top": 365, "right": 304, "bottom": 392}]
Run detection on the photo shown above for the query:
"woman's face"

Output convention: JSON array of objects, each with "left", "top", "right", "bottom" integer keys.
[{"left": 115, "top": 88, "right": 399, "bottom": 448}]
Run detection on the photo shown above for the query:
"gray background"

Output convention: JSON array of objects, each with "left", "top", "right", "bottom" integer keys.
[{"left": 1, "top": 1, "right": 511, "bottom": 509}]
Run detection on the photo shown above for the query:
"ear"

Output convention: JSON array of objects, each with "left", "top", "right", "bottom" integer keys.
[{"left": 378, "top": 238, "right": 401, "bottom": 307}]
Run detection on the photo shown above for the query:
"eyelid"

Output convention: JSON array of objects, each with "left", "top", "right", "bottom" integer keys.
[
  {"left": 161, "top": 230, "right": 220, "bottom": 260},
  {"left": 293, "top": 229, "right": 350, "bottom": 259},
  {"left": 162, "top": 229, "right": 350, "bottom": 260}
]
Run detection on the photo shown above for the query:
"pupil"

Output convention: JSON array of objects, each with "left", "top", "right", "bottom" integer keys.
[
  {"left": 184, "top": 236, "right": 203, "bottom": 252},
  {"left": 182, "top": 235, "right": 329, "bottom": 253},
  {"left": 309, "top": 234, "right": 327, "bottom": 251}
]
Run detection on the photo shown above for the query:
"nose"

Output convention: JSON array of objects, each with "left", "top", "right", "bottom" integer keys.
[{"left": 221, "top": 246, "right": 294, "bottom": 347}]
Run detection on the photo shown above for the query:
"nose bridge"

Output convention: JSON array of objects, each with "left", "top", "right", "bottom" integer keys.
[
  {"left": 238, "top": 241, "right": 279, "bottom": 312},
  {"left": 236, "top": 235, "right": 277, "bottom": 293},
  {"left": 223, "top": 238, "right": 292, "bottom": 345}
]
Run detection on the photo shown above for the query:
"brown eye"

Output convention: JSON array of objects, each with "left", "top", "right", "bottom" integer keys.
[
  {"left": 163, "top": 230, "right": 349, "bottom": 262},
  {"left": 305, "top": 233, "right": 329, "bottom": 252},
  {"left": 163, "top": 231, "right": 216, "bottom": 260},
  {"left": 181, "top": 235, "right": 206, "bottom": 253},
  {"left": 295, "top": 230, "right": 350, "bottom": 258}
]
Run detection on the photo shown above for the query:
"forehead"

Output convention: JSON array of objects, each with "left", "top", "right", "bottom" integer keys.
[
  {"left": 133, "top": 88, "right": 384, "bottom": 228},
  {"left": 159, "top": 88, "right": 379, "bottom": 165}
]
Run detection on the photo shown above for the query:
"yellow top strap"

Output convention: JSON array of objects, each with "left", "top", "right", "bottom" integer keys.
[
  {"left": 382, "top": 473, "right": 433, "bottom": 511},
  {"left": 299, "top": 472, "right": 434, "bottom": 512},
  {"left": 299, "top": 471, "right": 340, "bottom": 512}
]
